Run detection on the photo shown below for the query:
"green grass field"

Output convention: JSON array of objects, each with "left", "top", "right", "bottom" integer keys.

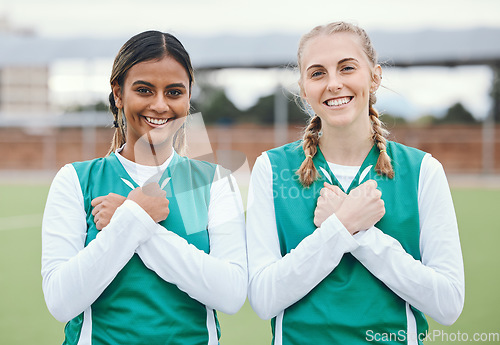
[{"left": 0, "top": 183, "right": 498, "bottom": 344}]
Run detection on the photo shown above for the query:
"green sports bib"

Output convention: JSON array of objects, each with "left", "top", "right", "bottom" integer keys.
[
  {"left": 267, "top": 140, "right": 428, "bottom": 345},
  {"left": 64, "top": 152, "right": 218, "bottom": 345}
]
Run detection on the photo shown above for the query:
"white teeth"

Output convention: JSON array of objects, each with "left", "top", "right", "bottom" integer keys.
[
  {"left": 146, "top": 117, "right": 168, "bottom": 125},
  {"left": 326, "top": 97, "right": 351, "bottom": 106}
]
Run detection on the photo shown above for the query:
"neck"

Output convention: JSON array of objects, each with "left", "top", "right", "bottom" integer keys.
[
  {"left": 319, "top": 123, "right": 373, "bottom": 166},
  {"left": 120, "top": 139, "right": 173, "bottom": 166}
]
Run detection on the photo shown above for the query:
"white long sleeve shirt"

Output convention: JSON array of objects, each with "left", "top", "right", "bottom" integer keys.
[
  {"left": 41, "top": 150, "right": 248, "bottom": 323},
  {"left": 246, "top": 152, "right": 464, "bottom": 329}
]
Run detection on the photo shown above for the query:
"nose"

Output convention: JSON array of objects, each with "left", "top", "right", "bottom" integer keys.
[
  {"left": 150, "top": 94, "right": 169, "bottom": 113},
  {"left": 327, "top": 74, "right": 343, "bottom": 93}
]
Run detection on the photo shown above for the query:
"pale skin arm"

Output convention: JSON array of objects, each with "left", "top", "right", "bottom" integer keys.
[
  {"left": 316, "top": 168, "right": 464, "bottom": 325},
  {"left": 246, "top": 159, "right": 385, "bottom": 320},
  {"left": 314, "top": 180, "right": 386, "bottom": 235}
]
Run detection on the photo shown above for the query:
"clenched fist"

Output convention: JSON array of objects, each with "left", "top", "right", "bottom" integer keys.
[
  {"left": 314, "top": 183, "right": 347, "bottom": 227},
  {"left": 127, "top": 183, "right": 170, "bottom": 223},
  {"left": 91, "top": 193, "right": 126, "bottom": 230},
  {"left": 335, "top": 180, "right": 385, "bottom": 235}
]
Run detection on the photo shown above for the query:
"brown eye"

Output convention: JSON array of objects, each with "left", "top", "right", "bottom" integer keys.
[
  {"left": 167, "top": 89, "right": 182, "bottom": 96},
  {"left": 137, "top": 88, "right": 152, "bottom": 94}
]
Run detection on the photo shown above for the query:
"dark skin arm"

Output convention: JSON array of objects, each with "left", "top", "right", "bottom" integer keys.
[{"left": 91, "top": 183, "right": 169, "bottom": 230}]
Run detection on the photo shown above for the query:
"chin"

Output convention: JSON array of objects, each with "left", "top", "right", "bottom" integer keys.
[
  {"left": 138, "top": 130, "right": 174, "bottom": 148},
  {"left": 321, "top": 115, "right": 355, "bottom": 129}
]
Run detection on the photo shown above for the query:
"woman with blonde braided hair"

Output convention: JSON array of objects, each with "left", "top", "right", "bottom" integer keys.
[{"left": 246, "top": 22, "right": 464, "bottom": 344}]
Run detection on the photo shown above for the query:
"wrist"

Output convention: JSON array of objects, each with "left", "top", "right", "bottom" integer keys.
[{"left": 336, "top": 213, "right": 358, "bottom": 236}]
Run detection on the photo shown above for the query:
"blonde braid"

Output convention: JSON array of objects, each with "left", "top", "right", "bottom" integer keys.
[
  {"left": 369, "top": 103, "right": 394, "bottom": 179},
  {"left": 297, "top": 115, "right": 322, "bottom": 187}
]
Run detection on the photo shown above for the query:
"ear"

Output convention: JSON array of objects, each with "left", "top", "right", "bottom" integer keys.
[
  {"left": 112, "top": 82, "right": 123, "bottom": 109},
  {"left": 371, "top": 65, "right": 382, "bottom": 93}
]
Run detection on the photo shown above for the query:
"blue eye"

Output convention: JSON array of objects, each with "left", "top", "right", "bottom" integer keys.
[
  {"left": 341, "top": 66, "right": 355, "bottom": 72},
  {"left": 311, "top": 71, "right": 324, "bottom": 78}
]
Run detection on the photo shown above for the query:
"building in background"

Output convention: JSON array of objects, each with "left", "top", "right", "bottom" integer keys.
[
  {"left": 0, "top": 65, "right": 50, "bottom": 116},
  {"left": 0, "top": 16, "right": 50, "bottom": 117}
]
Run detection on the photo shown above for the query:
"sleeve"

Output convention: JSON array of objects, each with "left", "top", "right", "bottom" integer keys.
[
  {"left": 350, "top": 154, "right": 465, "bottom": 325},
  {"left": 246, "top": 153, "right": 359, "bottom": 320},
  {"left": 41, "top": 164, "right": 158, "bottom": 322},
  {"left": 135, "top": 166, "right": 247, "bottom": 314}
]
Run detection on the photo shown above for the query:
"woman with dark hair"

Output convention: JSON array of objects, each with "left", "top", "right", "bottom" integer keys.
[{"left": 41, "top": 31, "right": 247, "bottom": 345}]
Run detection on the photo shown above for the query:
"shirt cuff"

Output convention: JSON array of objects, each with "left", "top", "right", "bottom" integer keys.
[
  {"left": 321, "top": 213, "right": 360, "bottom": 252},
  {"left": 110, "top": 199, "right": 159, "bottom": 242}
]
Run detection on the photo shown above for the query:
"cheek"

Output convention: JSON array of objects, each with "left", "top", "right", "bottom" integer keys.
[
  {"left": 302, "top": 81, "right": 320, "bottom": 101},
  {"left": 171, "top": 98, "right": 190, "bottom": 115},
  {"left": 123, "top": 94, "right": 144, "bottom": 112}
]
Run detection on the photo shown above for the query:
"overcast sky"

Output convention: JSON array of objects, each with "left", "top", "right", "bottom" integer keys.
[
  {"left": 2, "top": 0, "right": 500, "bottom": 38},
  {"left": 2, "top": 0, "right": 499, "bottom": 119}
]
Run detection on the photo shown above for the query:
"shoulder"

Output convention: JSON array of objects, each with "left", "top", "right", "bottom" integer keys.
[
  {"left": 174, "top": 154, "right": 218, "bottom": 183},
  {"left": 420, "top": 153, "right": 447, "bottom": 185},
  {"left": 70, "top": 156, "right": 116, "bottom": 193},
  {"left": 387, "top": 141, "right": 427, "bottom": 168},
  {"left": 251, "top": 152, "right": 272, "bottom": 180},
  {"left": 267, "top": 140, "right": 303, "bottom": 156},
  {"left": 387, "top": 141, "right": 426, "bottom": 157},
  {"left": 266, "top": 140, "right": 304, "bottom": 164},
  {"left": 176, "top": 154, "right": 217, "bottom": 170},
  {"left": 52, "top": 163, "right": 80, "bottom": 187},
  {"left": 71, "top": 156, "right": 110, "bottom": 174},
  {"left": 48, "top": 163, "right": 84, "bottom": 208}
]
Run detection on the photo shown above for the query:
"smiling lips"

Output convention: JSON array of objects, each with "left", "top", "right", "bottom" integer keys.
[
  {"left": 144, "top": 116, "right": 170, "bottom": 126},
  {"left": 324, "top": 96, "right": 353, "bottom": 107}
]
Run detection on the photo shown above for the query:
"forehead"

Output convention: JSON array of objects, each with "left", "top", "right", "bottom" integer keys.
[
  {"left": 300, "top": 32, "right": 368, "bottom": 69},
  {"left": 125, "top": 56, "right": 190, "bottom": 85}
]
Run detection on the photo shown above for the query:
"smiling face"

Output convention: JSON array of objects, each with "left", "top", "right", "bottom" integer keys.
[
  {"left": 112, "top": 55, "right": 191, "bottom": 156},
  {"left": 300, "top": 32, "right": 381, "bottom": 134}
]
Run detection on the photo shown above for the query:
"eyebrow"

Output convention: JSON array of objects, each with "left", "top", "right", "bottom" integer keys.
[
  {"left": 339, "top": 57, "right": 359, "bottom": 65},
  {"left": 132, "top": 80, "right": 187, "bottom": 89},
  {"left": 306, "top": 57, "right": 360, "bottom": 71}
]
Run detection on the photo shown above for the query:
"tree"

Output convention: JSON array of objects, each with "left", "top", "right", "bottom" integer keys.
[
  {"left": 438, "top": 102, "right": 477, "bottom": 124},
  {"left": 64, "top": 100, "right": 109, "bottom": 113},
  {"left": 243, "top": 93, "right": 309, "bottom": 125},
  {"left": 191, "top": 86, "right": 243, "bottom": 124},
  {"left": 413, "top": 114, "right": 439, "bottom": 126},
  {"left": 379, "top": 113, "right": 407, "bottom": 127}
]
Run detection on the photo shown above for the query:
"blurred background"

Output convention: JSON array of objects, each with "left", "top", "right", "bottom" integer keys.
[{"left": 0, "top": 0, "right": 499, "bottom": 344}]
